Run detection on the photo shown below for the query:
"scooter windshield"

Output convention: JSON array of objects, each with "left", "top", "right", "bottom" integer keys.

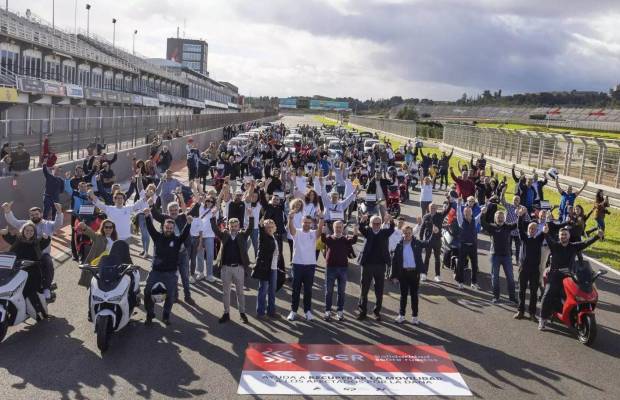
[{"left": 574, "top": 264, "right": 594, "bottom": 293}]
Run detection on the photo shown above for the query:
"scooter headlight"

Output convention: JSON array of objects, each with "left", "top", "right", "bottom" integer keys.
[
  {"left": 92, "top": 295, "right": 105, "bottom": 302},
  {"left": 0, "top": 290, "right": 15, "bottom": 298},
  {"left": 108, "top": 295, "right": 123, "bottom": 302}
]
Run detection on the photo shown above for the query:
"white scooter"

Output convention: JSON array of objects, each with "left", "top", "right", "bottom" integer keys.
[
  {"left": 80, "top": 243, "right": 140, "bottom": 354},
  {"left": 0, "top": 253, "right": 48, "bottom": 343}
]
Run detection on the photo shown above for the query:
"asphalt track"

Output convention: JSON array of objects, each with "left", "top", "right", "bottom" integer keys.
[{"left": 1, "top": 115, "right": 619, "bottom": 400}]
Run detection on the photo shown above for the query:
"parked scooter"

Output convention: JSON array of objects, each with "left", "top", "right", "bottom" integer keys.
[
  {"left": 543, "top": 262, "right": 607, "bottom": 345},
  {"left": 0, "top": 253, "right": 48, "bottom": 343},
  {"left": 81, "top": 241, "right": 140, "bottom": 354}
]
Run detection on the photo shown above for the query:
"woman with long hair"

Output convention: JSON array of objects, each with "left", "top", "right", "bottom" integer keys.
[
  {"left": 287, "top": 198, "right": 305, "bottom": 262},
  {"left": 78, "top": 219, "right": 120, "bottom": 265},
  {"left": 587, "top": 189, "right": 610, "bottom": 237},
  {"left": 1, "top": 223, "right": 50, "bottom": 313}
]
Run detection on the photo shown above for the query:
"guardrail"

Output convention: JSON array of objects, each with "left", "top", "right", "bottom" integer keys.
[{"left": 0, "top": 111, "right": 277, "bottom": 171}]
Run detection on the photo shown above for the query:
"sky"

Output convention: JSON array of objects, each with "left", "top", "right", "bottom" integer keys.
[{"left": 10, "top": 0, "right": 620, "bottom": 100}]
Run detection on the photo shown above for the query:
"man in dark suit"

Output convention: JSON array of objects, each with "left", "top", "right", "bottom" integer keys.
[
  {"left": 357, "top": 213, "right": 394, "bottom": 321},
  {"left": 211, "top": 211, "right": 254, "bottom": 324}
]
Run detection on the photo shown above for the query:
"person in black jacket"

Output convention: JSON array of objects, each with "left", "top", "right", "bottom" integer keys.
[
  {"left": 420, "top": 200, "right": 452, "bottom": 282},
  {"left": 515, "top": 209, "right": 547, "bottom": 321},
  {"left": 143, "top": 208, "right": 192, "bottom": 326},
  {"left": 357, "top": 213, "right": 395, "bottom": 321},
  {"left": 391, "top": 224, "right": 434, "bottom": 324},
  {"left": 539, "top": 227, "right": 602, "bottom": 331},
  {"left": 1, "top": 223, "right": 50, "bottom": 316},
  {"left": 258, "top": 186, "right": 286, "bottom": 252},
  {"left": 481, "top": 206, "right": 518, "bottom": 304},
  {"left": 252, "top": 219, "right": 285, "bottom": 318},
  {"left": 150, "top": 199, "right": 199, "bottom": 306}
]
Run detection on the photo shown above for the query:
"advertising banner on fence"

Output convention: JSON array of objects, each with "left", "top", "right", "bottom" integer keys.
[{"left": 238, "top": 343, "right": 472, "bottom": 396}]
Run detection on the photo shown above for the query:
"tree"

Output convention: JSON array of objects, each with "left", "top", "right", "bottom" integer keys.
[{"left": 396, "top": 106, "right": 419, "bottom": 121}]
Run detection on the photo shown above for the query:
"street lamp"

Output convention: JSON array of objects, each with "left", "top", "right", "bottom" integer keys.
[
  {"left": 85, "top": 4, "right": 91, "bottom": 37},
  {"left": 112, "top": 18, "right": 117, "bottom": 48},
  {"left": 133, "top": 29, "right": 138, "bottom": 55}
]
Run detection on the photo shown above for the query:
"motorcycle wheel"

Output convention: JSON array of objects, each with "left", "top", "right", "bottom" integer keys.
[
  {"left": 0, "top": 319, "right": 8, "bottom": 343},
  {"left": 96, "top": 315, "right": 112, "bottom": 354},
  {"left": 577, "top": 314, "right": 597, "bottom": 346}
]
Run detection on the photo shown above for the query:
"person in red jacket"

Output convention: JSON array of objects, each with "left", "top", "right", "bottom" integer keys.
[
  {"left": 39, "top": 135, "right": 57, "bottom": 168},
  {"left": 449, "top": 166, "right": 476, "bottom": 198}
]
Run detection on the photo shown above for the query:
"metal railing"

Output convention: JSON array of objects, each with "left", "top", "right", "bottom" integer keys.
[
  {"left": 443, "top": 124, "right": 620, "bottom": 188},
  {"left": 0, "top": 111, "right": 277, "bottom": 171},
  {"left": 349, "top": 116, "right": 417, "bottom": 138}
]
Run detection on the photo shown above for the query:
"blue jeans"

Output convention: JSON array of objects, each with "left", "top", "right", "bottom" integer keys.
[
  {"left": 596, "top": 217, "right": 606, "bottom": 231},
  {"left": 291, "top": 264, "right": 316, "bottom": 313},
  {"left": 325, "top": 267, "right": 347, "bottom": 312},
  {"left": 137, "top": 213, "right": 150, "bottom": 253},
  {"left": 257, "top": 269, "right": 278, "bottom": 316},
  {"left": 177, "top": 250, "right": 191, "bottom": 298},
  {"left": 144, "top": 270, "right": 178, "bottom": 318},
  {"left": 491, "top": 254, "right": 516, "bottom": 300},
  {"left": 196, "top": 237, "right": 215, "bottom": 277},
  {"left": 248, "top": 228, "right": 259, "bottom": 258}
]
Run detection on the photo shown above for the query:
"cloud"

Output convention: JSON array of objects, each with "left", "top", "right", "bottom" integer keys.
[{"left": 11, "top": 0, "right": 620, "bottom": 99}]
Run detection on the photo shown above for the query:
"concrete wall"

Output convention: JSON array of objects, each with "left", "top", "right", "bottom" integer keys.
[{"left": 0, "top": 115, "right": 277, "bottom": 225}]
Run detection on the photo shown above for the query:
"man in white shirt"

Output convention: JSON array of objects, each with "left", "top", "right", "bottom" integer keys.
[
  {"left": 90, "top": 190, "right": 146, "bottom": 241},
  {"left": 287, "top": 209, "right": 324, "bottom": 321}
]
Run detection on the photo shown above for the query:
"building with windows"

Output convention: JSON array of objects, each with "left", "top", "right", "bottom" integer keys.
[
  {"left": 0, "top": 7, "right": 242, "bottom": 135},
  {"left": 166, "top": 38, "right": 208, "bottom": 76}
]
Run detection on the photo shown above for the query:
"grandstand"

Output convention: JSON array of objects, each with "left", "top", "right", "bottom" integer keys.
[
  {"left": 414, "top": 104, "right": 620, "bottom": 132},
  {"left": 0, "top": 7, "right": 247, "bottom": 166}
]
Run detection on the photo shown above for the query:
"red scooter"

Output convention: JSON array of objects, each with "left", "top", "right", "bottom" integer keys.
[
  {"left": 386, "top": 185, "right": 401, "bottom": 218},
  {"left": 543, "top": 265, "right": 607, "bottom": 345}
]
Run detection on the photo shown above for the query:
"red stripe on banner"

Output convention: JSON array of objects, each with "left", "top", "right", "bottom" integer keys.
[{"left": 242, "top": 343, "right": 458, "bottom": 373}]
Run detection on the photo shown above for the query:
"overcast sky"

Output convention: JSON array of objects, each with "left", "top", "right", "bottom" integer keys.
[{"left": 12, "top": 0, "right": 620, "bottom": 100}]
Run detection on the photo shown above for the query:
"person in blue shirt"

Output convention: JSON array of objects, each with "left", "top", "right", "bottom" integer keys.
[
  {"left": 554, "top": 178, "right": 587, "bottom": 221},
  {"left": 318, "top": 155, "right": 331, "bottom": 177}
]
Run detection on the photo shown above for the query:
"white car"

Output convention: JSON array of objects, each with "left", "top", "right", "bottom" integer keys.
[
  {"left": 363, "top": 139, "right": 380, "bottom": 153},
  {"left": 328, "top": 140, "right": 344, "bottom": 157}
]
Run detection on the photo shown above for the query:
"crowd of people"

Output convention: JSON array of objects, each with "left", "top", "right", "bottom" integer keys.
[{"left": 0, "top": 120, "right": 611, "bottom": 333}]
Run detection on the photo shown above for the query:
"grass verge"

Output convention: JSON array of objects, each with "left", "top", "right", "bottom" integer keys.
[{"left": 477, "top": 122, "right": 620, "bottom": 140}]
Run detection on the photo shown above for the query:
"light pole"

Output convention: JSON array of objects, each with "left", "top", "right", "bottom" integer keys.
[
  {"left": 52, "top": 0, "right": 55, "bottom": 34},
  {"left": 112, "top": 18, "right": 117, "bottom": 48},
  {"left": 133, "top": 29, "right": 137, "bottom": 55},
  {"left": 85, "top": 4, "right": 91, "bottom": 37}
]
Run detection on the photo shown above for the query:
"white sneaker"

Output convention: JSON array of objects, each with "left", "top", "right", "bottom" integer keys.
[
  {"left": 43, "top": 289, "right": 51, "bottom": 299},
  {"left": 206, "top": 275, "right": 216, "bottom": 283},
  {"left": 287, "top": 311, "right": 297, "bottom": 321},
  {"left": 195, "top": 273, "right": 205, "bottom": 281},
  {"left": 433, "top": 276, "right": 442, "bottom": 283},
  {"left": 471, "top": 283, "right": 480, "bottom": 290},
  {"left": 420, "top": 274, "right": 427, "bottom": 282},
  {"left": 305, "top": 311, "right": 314, "bottom": 321},
  {"left": 458, "top": 283, "right": 464, "bottom": 290},
  {"left": 336, "top": 311, "right": 344, "bottom": 321},
  {"left": 189, "top": 276, "right": 196, "bottom": 284},
  {"left": 394, "top": 315, "right": 406, "bottom": 324},
  {"left": 324, "top": 311, "right": 331, "bottom": 321},
  {"left": 411, "top": 317, "right": 420, "bottom": 325},
  {"left": 538, "top": 318, "right": 547, "bottom": 331}
]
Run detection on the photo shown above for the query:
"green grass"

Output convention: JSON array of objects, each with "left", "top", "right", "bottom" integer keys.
[
  {"left": 315, "top": 114, "right": 620, "bottom": 269},
  {"left": 419, "top": 146, "right": 620, "bottom": 270},
  {"left": 477, "top": 122, "right": 620, "bottom": 140}
]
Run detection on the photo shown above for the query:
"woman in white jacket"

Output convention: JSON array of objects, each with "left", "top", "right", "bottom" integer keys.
[{"left": 419, "top": 176, "right": 434, "bottom": 216}]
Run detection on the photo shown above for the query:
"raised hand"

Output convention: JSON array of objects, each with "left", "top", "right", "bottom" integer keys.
[{"left": 1, "top": 202, "right": 12, "bottom": 213}]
